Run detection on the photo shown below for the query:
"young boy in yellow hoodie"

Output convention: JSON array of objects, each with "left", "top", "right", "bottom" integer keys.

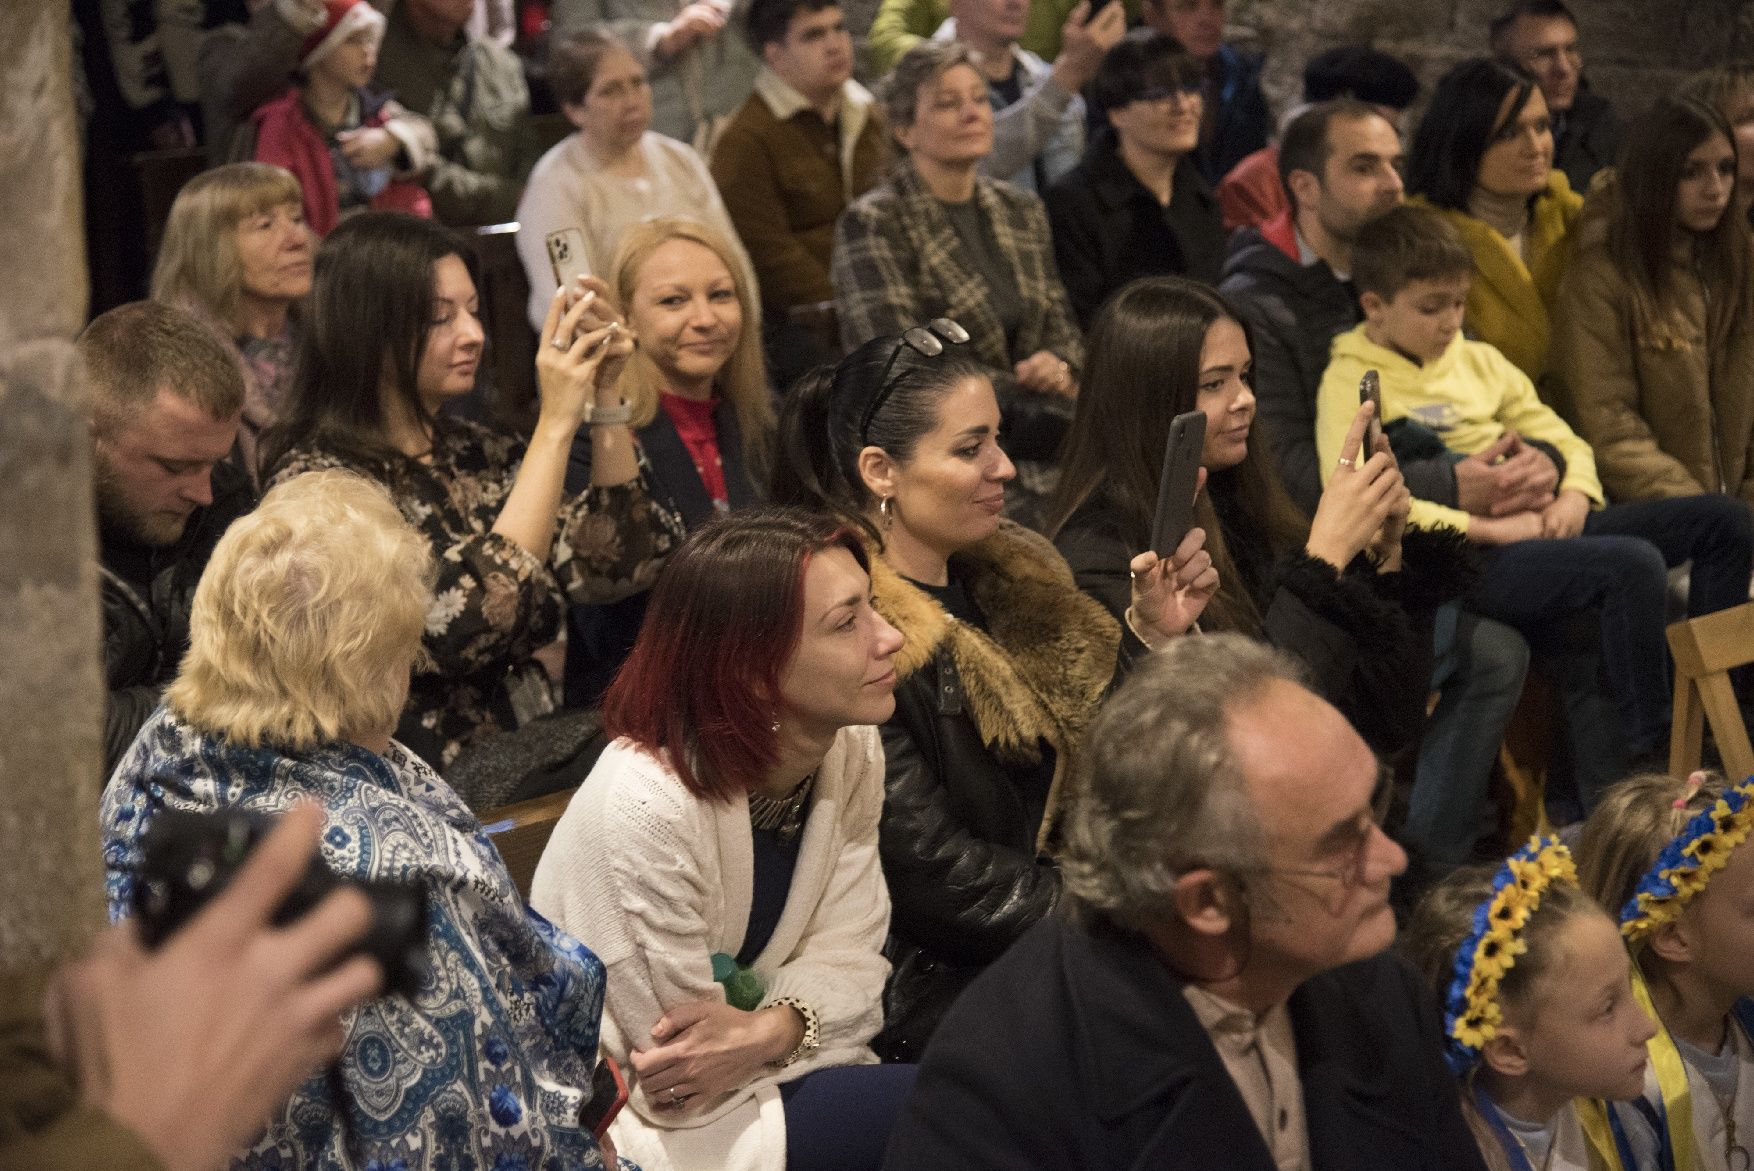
[{"left": 1315, "top": 203, "right": 1753, "bottom": 820}]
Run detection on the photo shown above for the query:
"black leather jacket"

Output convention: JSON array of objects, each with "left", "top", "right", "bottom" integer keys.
[
  {"left": 875, "top": 652, "right": 1065, "bottom": 1062},
  {"left": 100, "top": 462, "right": 254, "bottom": 772},
  {"left": 867, "top": 523, "right": 1118, "bottom": 1061}
]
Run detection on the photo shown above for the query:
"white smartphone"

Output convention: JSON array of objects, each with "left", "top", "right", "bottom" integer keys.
[{"left": 545, "top": 228, "right": 591, "bottom": 292}]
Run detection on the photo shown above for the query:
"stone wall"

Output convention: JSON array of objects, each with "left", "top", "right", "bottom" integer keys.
[
  {"left": 845, "top": 0, "right": 1754, "bottom": 130},
  {"left": 1227, "top": 0, "right": 1753, "bottom": 131},
  {"left": 0, "top": 0, "right": 104, "bottom": 971}
]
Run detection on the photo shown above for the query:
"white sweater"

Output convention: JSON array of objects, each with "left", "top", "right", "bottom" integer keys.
[
  {"left": 529, "top": 726, "right": 891, "bottom": 1171},
  {"left": 514, "top": 130, "right": 756, "bottom": 331}
]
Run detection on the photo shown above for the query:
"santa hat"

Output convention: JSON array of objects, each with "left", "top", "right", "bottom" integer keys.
[{"left": 300, "top": 0, "right": 386, "bottom": 70}]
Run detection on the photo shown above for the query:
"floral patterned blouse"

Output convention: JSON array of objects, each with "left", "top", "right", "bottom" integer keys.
[
  {"left": 269, "top": 419, "right": 684, "bottom": 769},
  {"left": 101, "top": 708, "right": 619, "bottom": 1170}
]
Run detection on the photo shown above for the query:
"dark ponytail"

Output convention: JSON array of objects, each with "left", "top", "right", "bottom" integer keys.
[{"left": 768, "top": 336, "right": 983, "bottom": 544}]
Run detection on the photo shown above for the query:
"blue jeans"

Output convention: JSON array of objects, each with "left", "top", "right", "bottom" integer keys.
[
  {"left": 779, "top": 1061, "right": 918, "bottom": 1171},
  {"left": 1406, "top": 605, "right": 1530, "bottom": 870},
  {"left": 1468, "top": 495, "right": 1753, "bottom": 809}
]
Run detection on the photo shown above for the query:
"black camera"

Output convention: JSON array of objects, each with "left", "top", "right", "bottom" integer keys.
[{"left": 132, "top": 808, "right": 429, "bottom": 999}]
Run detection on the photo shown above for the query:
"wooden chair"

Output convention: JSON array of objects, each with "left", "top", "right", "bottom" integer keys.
[
  {"left": 1668, "top": 603, "right": 1754, "bottom": 781},
  {"left": 480, "top": 785, "right": 577, "bottom": 899}
]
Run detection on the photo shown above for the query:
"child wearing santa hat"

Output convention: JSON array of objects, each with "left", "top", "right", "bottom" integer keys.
[{"left": 242, "top": 0, "right": 435, "bottom": 235}]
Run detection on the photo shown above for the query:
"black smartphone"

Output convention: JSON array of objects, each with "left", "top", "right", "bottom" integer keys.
[
  {"left": 132, "top": 808, "right": 429, "bottom": 999},
  {"left": 582, "top": 1055, "right": 629, "bottom": 1139},
  {"left": 1359, "top": 369, "right": 1384, "bottom": 455},
  {"left": 1149, "top": 410, "right": 1208, "bottom": 559}
]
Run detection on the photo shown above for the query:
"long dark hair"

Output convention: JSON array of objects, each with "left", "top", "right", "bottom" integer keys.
[
  {"left": 261, "top": 212, "right": 478, "bottom": 477},
  {"left": 769, "top": 335, "right": 985, "bottom": 545},
  {"left": 603, "top": 507, "right": 867, "bottom": 801},
  {"left": 1611, "top": 96, "right": 1750, "bottom": 318},
  {"left": 1407, "top": 57, "right": 1540, "bottom": 210},
  {"left": 1042, "top": 277, "right": 1308, "bottom": 635}
]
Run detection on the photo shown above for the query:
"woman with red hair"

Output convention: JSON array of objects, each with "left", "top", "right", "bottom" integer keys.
[{"left": 530, "top": 508, "right": 915, "bottom": 1171}]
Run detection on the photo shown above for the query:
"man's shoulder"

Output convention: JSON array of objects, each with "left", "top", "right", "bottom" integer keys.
[{"left": 710, "top": 95, "right": 778, "bottom": 163}]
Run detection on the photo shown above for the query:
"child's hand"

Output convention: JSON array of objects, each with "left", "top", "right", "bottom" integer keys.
[
  {"left": 1539, "top": 490, "right": 1590, "bottom": 539},
  {"left": 336, "top": 127, "right": 399, "bottom": 170},
  {"left": 1466, "top": 511, "right": 1544, "bottom": 546}
]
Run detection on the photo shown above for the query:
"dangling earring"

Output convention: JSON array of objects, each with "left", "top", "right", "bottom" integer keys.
[
  {"left": 878, "top": 496, "right": 894, "bottom": 531},
  {"left": 771, "top": 716, "right": 781, "bottom": 734}
]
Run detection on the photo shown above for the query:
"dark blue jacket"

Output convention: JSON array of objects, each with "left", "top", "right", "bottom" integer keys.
[
  {"left": 883, "top": 911, "right": 1488, "bottom": 1171},
  {"left": 561, "top": 402, "right": 762, "bottom": 703}
]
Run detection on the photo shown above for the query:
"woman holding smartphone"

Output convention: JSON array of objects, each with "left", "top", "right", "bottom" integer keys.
[
  {"left": 768, "top": 321, "right": 1215, "bottom": 1062},
  {"left": 562, "top": 216, "right": 772, "bottom": 703},
  {"left": 262, "top": 211, "right": 684, "bottom": 805},
  {"left": 532, "top": 509, "right": 916, "bottom": 1171},
  {"left": 1043, "top": 276, "right": 1465, "bottom": 761}
]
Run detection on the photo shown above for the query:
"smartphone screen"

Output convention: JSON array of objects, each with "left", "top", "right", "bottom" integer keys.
[{"left": 1149, "top": 410, "right": 1207, "bottom": 559}]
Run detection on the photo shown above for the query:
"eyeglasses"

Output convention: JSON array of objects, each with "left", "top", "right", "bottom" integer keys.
[
  {"left": 1134, "top": 84, "right": 1204, "bottom": 108},
  {"left": 857, "top": 318, "right": 970, "bottom": 444},
  {"left": 1250, "top": 763, "right": 1397, "bottom": 891}
]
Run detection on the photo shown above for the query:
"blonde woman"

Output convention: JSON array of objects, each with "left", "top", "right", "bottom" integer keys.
[
  {"left": 150, "top": 162, "right": 313, "bottom": 481},
  {"left": 99, "top": 470, "right": 624, "bottom": 1171},
  {"left": 563, "top": 216, "right": 774, "bottom": 703}
]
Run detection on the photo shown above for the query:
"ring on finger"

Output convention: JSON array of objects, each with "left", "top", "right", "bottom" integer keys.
[
  {"left": 1336, "top": 456, "right": 1355, "bottom": 469},
  {"left": 550, "top": 335, "right": 571, "bottom": 350}
]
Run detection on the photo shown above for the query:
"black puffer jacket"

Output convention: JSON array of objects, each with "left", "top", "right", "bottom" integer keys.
[
  {"left": 868, "top": 522, "right": 1119, "bottom": 1062},
  {"left": 100, "top": 462, "right": 254, "bottom": 772}
]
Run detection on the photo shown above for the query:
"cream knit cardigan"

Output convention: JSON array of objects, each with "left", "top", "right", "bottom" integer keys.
[{"left": 529, "top": 726, "right": 891, "bottom": 1171}]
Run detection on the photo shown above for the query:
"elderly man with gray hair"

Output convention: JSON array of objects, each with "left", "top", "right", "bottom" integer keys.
[{"left": 881, "top": 634, "right": 1488, "bottom": 1171}]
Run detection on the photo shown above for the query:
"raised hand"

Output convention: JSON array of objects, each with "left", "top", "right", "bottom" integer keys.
[{"left": 1309, "top": 400, "right": 1403, "bottom": 570}]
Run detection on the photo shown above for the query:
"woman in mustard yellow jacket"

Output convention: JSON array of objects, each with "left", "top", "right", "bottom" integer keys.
[
  {"left": 1549, "top": 97, "right": 1754, "bottom": 508},
  {"left": 1407, "top": 57, "right": 1582, "bottom": 386}
]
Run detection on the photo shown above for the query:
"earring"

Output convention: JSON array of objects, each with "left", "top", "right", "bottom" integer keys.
[
  {"left": 771, "top": 717, "right": 781, "bottom": 734},
  {"left": 878, "top": 496, "right": 894, "bottom": 530}
]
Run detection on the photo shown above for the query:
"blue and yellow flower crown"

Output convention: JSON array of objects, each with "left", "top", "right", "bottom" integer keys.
[
  {"left": 1619, "top": 777, "right": 1754, "bottom": 947},
  {"left": 1442, "top": 836, "right": 1578, "bottom": 1076}
]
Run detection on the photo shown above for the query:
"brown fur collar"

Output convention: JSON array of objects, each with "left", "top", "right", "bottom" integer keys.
[{"left": 869, "top": 521, "right": 1120, "bottom": 849}]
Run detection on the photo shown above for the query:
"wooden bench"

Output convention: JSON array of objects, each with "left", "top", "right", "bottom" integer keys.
[{"left": 480, "top": 785, "right": 577, "bottom": 899}]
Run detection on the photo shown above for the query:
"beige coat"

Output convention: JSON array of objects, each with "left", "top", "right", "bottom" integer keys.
[{"left": 1549, "top": 178, "right": 1754, "bottom": 505}]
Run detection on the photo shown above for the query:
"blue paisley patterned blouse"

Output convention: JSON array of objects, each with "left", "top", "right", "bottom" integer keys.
[{"left": 101, "top": 707, "right": 623, "bottom": 1171}]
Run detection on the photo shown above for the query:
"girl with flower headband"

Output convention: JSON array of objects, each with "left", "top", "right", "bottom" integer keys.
[
  {"left": 1578, "top": 771, "right": 1754, "bottom": 1171},
  {"left": 1404, "top": 837, "right": 1659, "bottom": 1170}
]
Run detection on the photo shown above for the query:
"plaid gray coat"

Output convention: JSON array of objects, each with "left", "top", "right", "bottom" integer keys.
[{"left": 832, "top": 162, "right": 1085, "bottom": 380}]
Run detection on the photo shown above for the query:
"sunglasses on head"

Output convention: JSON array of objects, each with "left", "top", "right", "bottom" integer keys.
[{"left": 858, "top": 318, "right": 971, "bottom": 445}]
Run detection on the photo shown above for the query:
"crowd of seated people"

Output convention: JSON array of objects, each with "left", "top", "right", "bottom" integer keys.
[{"left": 51, "top": 0, "right": 1754, "bottom": 1168}]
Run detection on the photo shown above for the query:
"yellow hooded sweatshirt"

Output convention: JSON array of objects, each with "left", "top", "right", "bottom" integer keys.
[{"left": 1316, "top": 324, "right": 1604, "bottom": 534}]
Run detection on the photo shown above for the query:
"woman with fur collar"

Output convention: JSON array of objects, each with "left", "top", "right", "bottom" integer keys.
[{"left": 770, "top": 322, "right": 1218, "bottom": 1061}]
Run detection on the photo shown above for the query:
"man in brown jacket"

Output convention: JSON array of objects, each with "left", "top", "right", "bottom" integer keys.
[{"left": 710, "top": 0, "right": 885, "bottom": 386}]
